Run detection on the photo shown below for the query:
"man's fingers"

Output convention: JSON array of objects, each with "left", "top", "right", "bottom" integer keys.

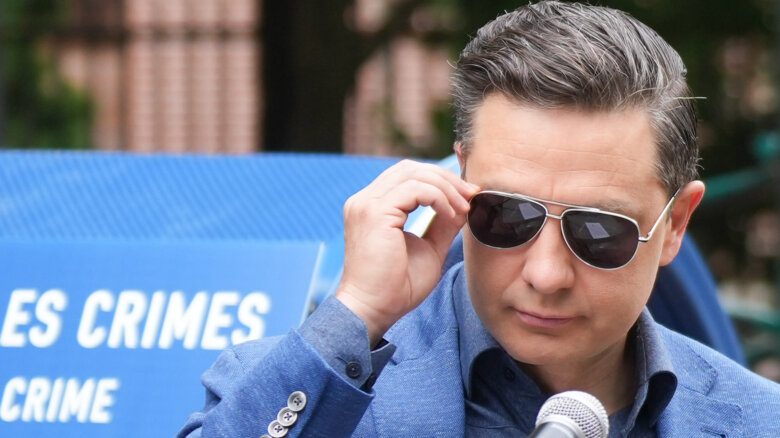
[
  {"left": 422, "top": 209, "right": 468, "bottom": 264},
  {"left": 337, "top": 160, "right": 478, "bottom": 339},
  {"left": 346, "top": 160, "right": 478, "bottom": 253},
  {"left": 383, "top": 180, "right": 460, "bottom": 220},
  {"left": 366, "top": 160, "right": 478, "bottom": 202},
  {"left": 394, "top": 170, "right": 469, "bottom": 214}
]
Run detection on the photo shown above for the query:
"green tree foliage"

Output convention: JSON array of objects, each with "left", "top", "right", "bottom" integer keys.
[{"left": 0, "top": 0, "right": 93, "bottom": 149}]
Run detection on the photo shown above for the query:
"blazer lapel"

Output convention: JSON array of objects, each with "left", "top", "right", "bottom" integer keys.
[
  {"left": 655, "top": 338, "right": 743, "bottom": 438},
  {"left": 369, "top": 354, "right": 466, "bottom": 437},
  {"left": 656, "top": 387, "right": 743, "bottom": 438},
  {"left": 370, "top": 315, "right": 466, "bottom": 438}
]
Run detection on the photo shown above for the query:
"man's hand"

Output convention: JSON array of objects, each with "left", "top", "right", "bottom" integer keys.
[{"left": 335, "top": 160, "right": 479, "bottom": 344}]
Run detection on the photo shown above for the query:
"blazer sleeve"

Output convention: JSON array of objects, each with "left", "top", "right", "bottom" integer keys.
[{"left": 177, "top": 297, "right": 394, "bottom": 438}]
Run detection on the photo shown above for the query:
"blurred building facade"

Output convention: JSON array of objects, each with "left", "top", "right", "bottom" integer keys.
[
  {"left": 55, "top": 0, "right": 259, "bottom": 153},
  {"left": 51, "top": 0, "right": 450, "bottom": 155}
]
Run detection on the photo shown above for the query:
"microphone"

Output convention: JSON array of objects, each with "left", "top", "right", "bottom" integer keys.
[{"left": 528, "top": 391, "right": 609, "bottom": 438}]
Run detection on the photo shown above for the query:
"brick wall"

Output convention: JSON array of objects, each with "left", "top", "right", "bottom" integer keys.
[{"left": 55, "top": 0, "right": 260, "bottom": 153}]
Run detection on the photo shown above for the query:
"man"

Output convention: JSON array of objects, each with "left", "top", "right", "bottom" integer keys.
[{"left": 180, "top": 2, "right": 780, "bottom": 437}]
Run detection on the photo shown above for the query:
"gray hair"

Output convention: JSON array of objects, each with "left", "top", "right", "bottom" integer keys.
[{"left": 452, "top": 1, "right": 699, "bottom": 193}]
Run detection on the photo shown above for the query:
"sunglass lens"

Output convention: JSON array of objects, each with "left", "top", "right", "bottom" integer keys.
[
  {"left": 468, "top": 193, "right": 546, "bottom": 248},
  {"left": 562, "top": 211, "right": 639, "bottom": 269}
]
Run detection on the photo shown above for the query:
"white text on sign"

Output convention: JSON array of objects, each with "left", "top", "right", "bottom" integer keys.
[
  {"left": 0, "top": 289, "right": 272, "bottom": 350},
  {"left": 0, "top": 377, "right": 120, "bottom": 424}
]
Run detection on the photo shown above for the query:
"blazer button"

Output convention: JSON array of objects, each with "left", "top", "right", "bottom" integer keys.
[
  {"left": 345, "top": 361, "right": 362, "bottom": 379},
  {"left": 268, "top": 420, "right": 288, "bottom": 437},
  {"left": 277, "top": 407, "right": 297, "bottom": 427},
  {"left": 287, "top": 391, "right": 307, "bottom": 412}
]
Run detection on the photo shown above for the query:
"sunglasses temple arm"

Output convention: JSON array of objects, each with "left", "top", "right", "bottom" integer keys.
[{"left": 638, "top": 190, "right": 680, "bottom": 243}]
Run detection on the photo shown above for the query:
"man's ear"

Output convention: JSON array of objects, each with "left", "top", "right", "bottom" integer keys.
[
  {"left": 659, "top": 180, "right": 705, "bottom": 266},
  {"left": 454, "top": 142, "right": 467, "bottom": 177}
]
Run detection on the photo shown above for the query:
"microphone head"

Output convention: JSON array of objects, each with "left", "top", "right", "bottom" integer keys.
[{"left": 535, "top": 391, "right": 609, "bottom": 438}]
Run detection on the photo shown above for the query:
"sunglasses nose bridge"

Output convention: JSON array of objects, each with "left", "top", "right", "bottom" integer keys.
[
  {"left": 545, "top": 211, "right": 564, "bottom": 221},
  {"left": 530, "top": 209, "right": 568, "bottom": 247},
  {"left": 530, "top": 205, "right": 565, "bottom": 243}
]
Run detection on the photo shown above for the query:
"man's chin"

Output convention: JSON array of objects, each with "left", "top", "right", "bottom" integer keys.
[{"left": 500, "top": 337, "right": 578, "bottom": 368}]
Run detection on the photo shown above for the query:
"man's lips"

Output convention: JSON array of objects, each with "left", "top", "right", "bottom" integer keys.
[{"left": 515, "top": 309, "right": 575, "bottom": 329}]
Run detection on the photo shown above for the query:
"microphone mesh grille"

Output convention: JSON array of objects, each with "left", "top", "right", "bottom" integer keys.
[{"left": 536, "top": 391, "right": 609, "bottom": 438}]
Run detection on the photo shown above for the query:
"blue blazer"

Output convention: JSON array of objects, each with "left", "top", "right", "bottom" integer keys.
[{"left": 180, "top": 265, "right": 780, "bottom": 438}]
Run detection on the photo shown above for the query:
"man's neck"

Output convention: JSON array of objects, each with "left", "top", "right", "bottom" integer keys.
[{"left": 519, "top": 335, "right": 636, "bottom": 415}]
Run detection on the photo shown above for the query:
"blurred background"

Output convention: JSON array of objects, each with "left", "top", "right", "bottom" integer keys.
[{"left": 0, "top": 0, "right": 778, "bottom": 378}]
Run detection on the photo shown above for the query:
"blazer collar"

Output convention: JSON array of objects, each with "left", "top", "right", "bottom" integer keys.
[
  {"left": 450, "top": 263, "right": 500, "bottom": 398},
  {"left": 657, "top": 387, "right": 743, "bottom": 437},
  {"left": 655, "top": 328, "right": 744, "bottom": 437}
]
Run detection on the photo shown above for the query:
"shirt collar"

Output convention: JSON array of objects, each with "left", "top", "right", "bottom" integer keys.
[
  {"left": 451, "top": 263, "right": 677, "bottom": 425},
  {"left": 451, "top": 264, "right": 499, "bottom": 398},
  {"left": 622, "top": 308, "right": 678, "bottom": 431}
]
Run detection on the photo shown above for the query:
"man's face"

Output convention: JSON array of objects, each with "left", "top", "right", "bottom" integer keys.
[{"left": 462, "top": 94, "right": 672, "bottom": 370}]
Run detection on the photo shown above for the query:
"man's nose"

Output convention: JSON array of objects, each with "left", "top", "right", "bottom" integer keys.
[{"left": 520, "top": 218, "right": 576, "bottom": 294}]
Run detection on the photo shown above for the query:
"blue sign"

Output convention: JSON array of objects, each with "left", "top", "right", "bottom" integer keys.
[{"left": 0, "top": 240, "right": 322, "bottom": 437}]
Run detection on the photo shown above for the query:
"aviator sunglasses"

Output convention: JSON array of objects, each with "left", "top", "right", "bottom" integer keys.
[{"left": 467, "top": 190, "right": 679, "bottom": 270}]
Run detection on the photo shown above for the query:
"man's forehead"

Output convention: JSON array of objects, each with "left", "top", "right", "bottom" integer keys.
[
  {"left": 475, "top": 182, "right": 639, "bottom": 217},
  {"left": 464, "top": 95, "right": 663, "bottom": 212},
  {"left": 470, "top": 97, "right": 656, "bottom": 157}
]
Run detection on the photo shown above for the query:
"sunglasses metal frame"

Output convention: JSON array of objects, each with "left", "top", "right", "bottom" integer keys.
[{"left": 468, "top": 189, "right": 681, "bottom": 270}]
